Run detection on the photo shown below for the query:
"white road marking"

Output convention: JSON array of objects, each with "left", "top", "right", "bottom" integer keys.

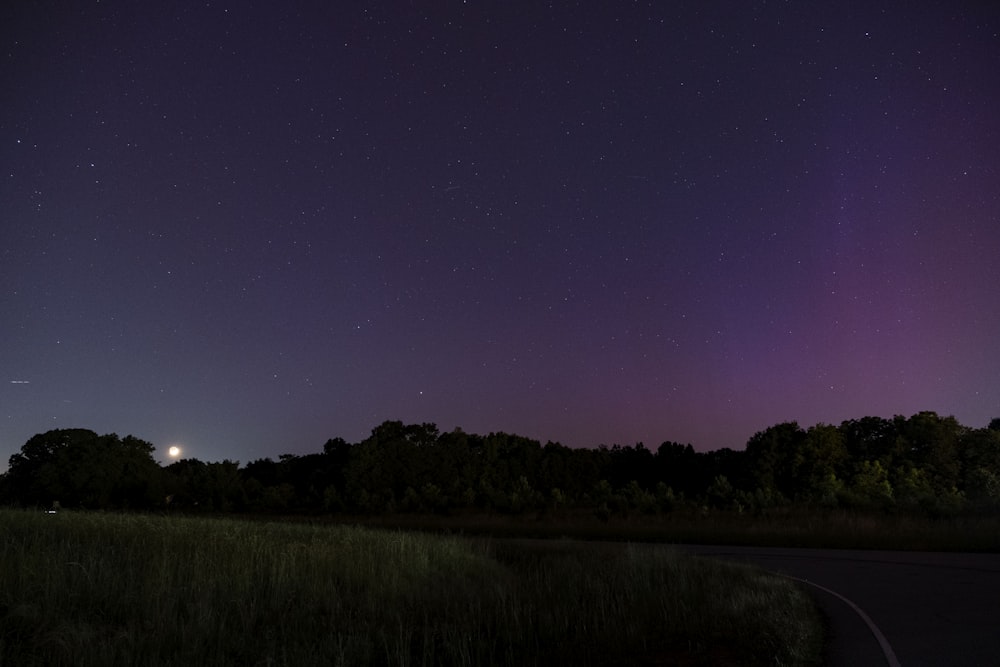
[{"left": 785, "top": 574, "right": 902, "bottom": 667}]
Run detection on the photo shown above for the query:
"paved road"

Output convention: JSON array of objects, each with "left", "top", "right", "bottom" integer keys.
[{"left": 679, "top": 546, "right": 1000, "bottom": 666}]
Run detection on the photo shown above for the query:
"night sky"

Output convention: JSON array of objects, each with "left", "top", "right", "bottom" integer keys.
[{"left": 3, "top": 2, "right": 999, "bottom": 467}]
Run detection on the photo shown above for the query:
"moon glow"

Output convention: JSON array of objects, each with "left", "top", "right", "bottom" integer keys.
[{"left": 168, "top": 446, "right": 181, "bottom": 458}]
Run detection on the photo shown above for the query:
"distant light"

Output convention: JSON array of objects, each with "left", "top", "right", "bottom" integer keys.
[{"left": 168, "top": 446, "right": 182, "bottom": 458}]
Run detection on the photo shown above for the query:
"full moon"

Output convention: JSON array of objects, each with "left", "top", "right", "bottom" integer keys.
[{"left": 168, "top": 446, "right": 181, "bottom": 458}]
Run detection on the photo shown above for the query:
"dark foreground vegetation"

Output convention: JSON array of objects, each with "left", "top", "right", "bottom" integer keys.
[
  {"left": 0, "top": 510, "right": 823, "bottom": 666},
  {"left": 3, "top": 413, "right": 997, "bottom": 664},
  {"left": 2, "top": 412, "right": 998, "bottom": 522}
]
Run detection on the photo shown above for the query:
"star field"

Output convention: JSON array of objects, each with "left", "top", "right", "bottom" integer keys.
[{"left": 3, "top": 2, "right": 999, "bottom": 465}]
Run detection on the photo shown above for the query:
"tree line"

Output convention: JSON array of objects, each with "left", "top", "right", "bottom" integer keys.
[{"left": 2, "top": 412, "right": 999, "bottom": 517}]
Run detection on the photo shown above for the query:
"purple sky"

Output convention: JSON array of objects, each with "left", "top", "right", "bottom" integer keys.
[{"left": 3, "top": 2, "right": 999, "bottom": 467}]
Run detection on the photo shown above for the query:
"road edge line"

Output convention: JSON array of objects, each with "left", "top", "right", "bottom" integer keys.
[{"left": 785, "top": 575, "right": 902, "bottom": 667}]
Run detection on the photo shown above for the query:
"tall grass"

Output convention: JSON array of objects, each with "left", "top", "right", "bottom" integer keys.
[
  {"left": 359, "top": 508, "right": 1000, "bottom": 552},
  {"left": 0, "top": 509, "right": 821, "bottom": 666}
]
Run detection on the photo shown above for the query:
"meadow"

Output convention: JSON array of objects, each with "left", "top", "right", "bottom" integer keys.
[
  {"left": 352, "top": 506, "right": 1000, "bottom": 553},
  {"left": 0, "top": 509, "right": 823, "bottom": 666}
]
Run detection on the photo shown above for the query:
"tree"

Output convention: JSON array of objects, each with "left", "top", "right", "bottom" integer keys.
[
  {"left": 959, "top": 427, "right": 1000, "bottom": 511},
  {"left": 5, "top": 429, "right": 163, "bottom": 509},
  {"left": 847, "top": 460, "right": 894, "bottom": 509},
  {"left": 605, "top": 443, "right": 655, "bottom": 489},
  {"left": 799, "top": 424, "right": 849, "bottom": 504},
  {"left": 343, "top": 421, "right": 442, "bottom": 512},
  {"left": 965, "top": 467, "right": 1000, "bottom": 512},
  {"left": 896, "top": 412, "right": 964, "bottom": 495},
  {"left": 706, "top": 475, "right": 736, "bottom": 510},
  {"left": 744, "top": 422, "right": 806, "bottom": 499},
  {"left": 655, "top": 441, "right": 701, "bottom": 497},
  {"left": 5, "top": 428, "right": 94, "bottom": 504},
  {"left": 165, "top": 458, "right": 245, "bottom": 511},
  {"left": 839, "top": 416, "right": 898, "bottom": 466}
]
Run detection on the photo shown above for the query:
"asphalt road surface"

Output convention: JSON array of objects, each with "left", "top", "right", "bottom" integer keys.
[{"left": 680, "top": 545, "right": 1000, "bottom": 666}]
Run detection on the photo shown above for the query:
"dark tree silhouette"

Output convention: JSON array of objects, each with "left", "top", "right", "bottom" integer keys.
[
  {"left": 744, "top": 422, "right": 806, "bottom": 500},
  {"left": 4, "top": 429, "right": 163, "bottom": 509},
  {"left": 5, "top": 412, "right": 998, "bottom": 517}
]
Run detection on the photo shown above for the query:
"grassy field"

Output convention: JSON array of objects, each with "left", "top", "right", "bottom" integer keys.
[
  {"left": 0, "top": 509, "right": 823, "bottom": 666},
  {"left": 355, "top": 507, "right": 1000, "bottom": 552}
]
